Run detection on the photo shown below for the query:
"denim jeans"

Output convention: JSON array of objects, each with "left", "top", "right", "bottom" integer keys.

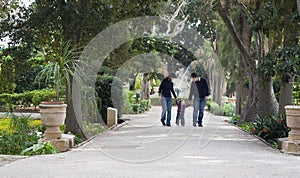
[
  {"left": 193, "top": 97, "right": 206, "bottom": 125},
  {"left": 161, "top": 96, "right": 173, "bottom": 126}
]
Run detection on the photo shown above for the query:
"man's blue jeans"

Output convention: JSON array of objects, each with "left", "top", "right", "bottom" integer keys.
[
  {"left": 193, "top": 97, "right": 206, "bottom": 125},
  {"left": 161, "top": 96, "right": 173, "bottom": 126}
]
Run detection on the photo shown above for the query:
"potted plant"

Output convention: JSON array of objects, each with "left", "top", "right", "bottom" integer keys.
[{"left": 36, "top": 41, "right": 79, "bottom": 140}]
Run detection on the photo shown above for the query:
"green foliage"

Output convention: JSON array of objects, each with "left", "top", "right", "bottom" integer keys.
[
  {"left": 209, "top": 101, "right": 224, "bottom": 116},
  {"left": 251, "top": 114, "right": 290, "bottom": 141},
  {"left": 206, "top": 100, "right": 212, "bottom": 110},
  {"left": 82, "top": 120, "right": 106, "bottom": 138},
  {"left": 0, "top": 115, "right": 39, "bottom": 155},
  {"left": 230, "top": 114, "right": 241, "bottom": 125},
  {"left": 21, "top": 142, "right": 58, "bottom": 155},
  {"left": 293, "top": 78, "right": 300, "bottom": 105},
  {"left": 123, "top": 89, "right": 134, "bottom": 114},
  {"left": 135, "top": 76, "right": 142, "bottom": 90},
  {"left": 276, "top": 46, "right": 300, "bottom": 78},
  {"left": 0, "top": 54, "right": 16, "bottom": 93},
  {"left": 35, "top": 41, "right": 80, "bottom": 100},
  {"left": 95, "top": 74, "right": 123, "bottom": 123},
  {"left": 131, "top": 100, "right": 151, "bottom": 114},
  {"left": 0, "top": 89, "right": 57, "bottom": 111},
  {"left": 74, "top": 135, "right": 84, "bottom": 145},
  {"left": 9, "top": 114, "right": 33, "bottom": 134},
  {"left": 240, "top": 122, "right": 254, "bottom": 133},
  {"left": 222, "top": 102, "right": 236, "bottom": 116},
  {"left": 0, "top": 130, "right": 38, "bottom": 155}
]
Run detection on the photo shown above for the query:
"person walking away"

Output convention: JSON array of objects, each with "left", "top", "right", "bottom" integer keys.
[
  {"left": 188, "top": 72, "right": 210, "bottom": 127},
  {"left": 158, "top": 73, "right": 177, "bottom": 127},
  {"left": 175, "top": 98, "right": 186, "bottom": 126}
]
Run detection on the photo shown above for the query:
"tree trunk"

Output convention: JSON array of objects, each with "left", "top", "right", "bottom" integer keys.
[
  {"left": 235, "top": 8, "right": 251, "bottom": 116},
  {"left": 235, "top": 79, "right": 248, "bottom": 115},
  {"left": 279, "top": 74, "right": 294, "bottom": 114},
  {"left": 65, "top": 76, "right": 87, "bottom": 139},
  {"left": 212, "top": 74, "right": 222, "bottom": 106},
  {"left": 141, "top": 77, "right": 150, "bottom": 100},
  {"left": 242, "top": 74, "right": 279, "bottom": 121},
  {"left": 278, "top": 1, "right": 298, "bottom": 114}
]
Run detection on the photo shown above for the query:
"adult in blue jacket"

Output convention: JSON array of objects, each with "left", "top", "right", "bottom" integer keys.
[{"left": 158, "top": 73, "right": 177, "bottom": 127}]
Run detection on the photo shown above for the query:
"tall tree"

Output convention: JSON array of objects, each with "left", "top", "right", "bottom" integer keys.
[{"left": 215, "top": 0, "right": 280, "bottom": 121}]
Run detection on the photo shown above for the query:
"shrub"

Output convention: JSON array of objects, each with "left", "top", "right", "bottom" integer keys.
[
  {"left": 123, "top": 89, "right": 134, "bottom": 114},
  {"left": 222, "top": 102, "right": 235, "bottom": 116},
  {"left": 140, "top": 100, "right": 151, "bottom": 112},
  {"left": 0, "top": 130, "right": 38, "bottom": 155},
  {"left": 210, "top": 101, "right": 224, "bottom": 116},
  {"left": 0, "top": 89, "right": 57, "bottom": 111},
  {"left": 206, "top": 100, "right": 212, "bottom": 110},
  {"left": 0, "top": 115, "right": 40, "bottom": 155},
  {"left": 240, "top": 122, "right": 254, "bottom": 133},
  {"left": 95, "top": 74, "right": 123, "bottom": 123},
  {"left": 230, "top": 114, "right": 241, "bottom": 125},
  {"left": 251, "top": 114, "right": 290, "bottom": 141},
  {"left": 21, "top": 142, "right": 58, "bottom": 155},
  {"left": 131, "top": 103, "right": 141, "bottom": 113}
]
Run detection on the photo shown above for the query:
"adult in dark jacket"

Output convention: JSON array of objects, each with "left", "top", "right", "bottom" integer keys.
[
  {"left": 158, "top": 73, "right": 177, "bottom": 126},
  {"left": 188, "top": 72, "right": 210, "bottom": 127}
]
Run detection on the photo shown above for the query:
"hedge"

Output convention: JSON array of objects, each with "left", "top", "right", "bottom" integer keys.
[{"left": 0, "top": 89, "right": 57, "bottom": 111}]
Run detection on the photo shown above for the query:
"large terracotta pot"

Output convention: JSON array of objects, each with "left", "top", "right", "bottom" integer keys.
[
  {"left": 39, "top": 102, "right": 67, "bottom": 140},
  {"left": 285, "top": 105, "right": 300, "bottom": 141}
]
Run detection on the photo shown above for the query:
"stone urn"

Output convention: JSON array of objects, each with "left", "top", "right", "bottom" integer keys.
[
  {"left": 285, "top": 105, "right": 300, "bottom": 141},
  {"left": 282, "top": 105, "right": 300, "bottom": 155},
  {"left": 39, "top": 102, "right": 67, "bottom": 140}
]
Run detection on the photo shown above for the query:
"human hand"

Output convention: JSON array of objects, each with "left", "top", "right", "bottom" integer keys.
[{"left": 205, "top": 96, "right": 208, "bottom": 101}]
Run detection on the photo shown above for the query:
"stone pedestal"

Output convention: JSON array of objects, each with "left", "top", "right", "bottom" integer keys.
[
  {"left": 282, "top": 105, "right": 300, "bottom": 155},
  {"left": 39, "top": 134, "right": 75, "bottom": 152},
  {"left": 282, "top": 141, "right": 300, "bottom": 155},
  {"left": 107, "top": 107, "right": 118, "bottom": 127}
]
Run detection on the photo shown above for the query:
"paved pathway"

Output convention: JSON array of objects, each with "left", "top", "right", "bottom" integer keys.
[{"left": 1, "top": 106, "right": 300, "bottom": 178}]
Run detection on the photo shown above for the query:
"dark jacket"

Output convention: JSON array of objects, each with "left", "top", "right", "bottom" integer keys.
[
  {"left": 158, "top": 77, "right": 177, "bottom": 98},
  {"left": 189, "top": 78, "right": 210, "bottom": 100}
]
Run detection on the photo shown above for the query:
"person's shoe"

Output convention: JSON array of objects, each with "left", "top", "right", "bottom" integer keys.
[
  {"left": 193, "top": 123, "right": 196, "bottom": 127},
  {"left": 161, "top": 121, "right": 166, "bottom": 126},
  {"left": 166, "top": 125, "right": 171, "bottom": 127},
  {"left": 198, "top": 124, "right": 203, "bottom": 127}
]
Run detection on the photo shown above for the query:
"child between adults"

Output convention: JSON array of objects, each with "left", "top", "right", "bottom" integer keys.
[{"left": 175, "top": 98, "right": 188, "bottom": 126}]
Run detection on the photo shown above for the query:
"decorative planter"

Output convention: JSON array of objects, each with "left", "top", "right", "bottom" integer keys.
[
  {"left": 282, "top": 105, "right": 300, "bottom": 155},
  {"left": 39, "top": 102, "right": 67, "bottom": 140},
  {"left": 285, "top": 105, "right": 300, "bottom": 141}
]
